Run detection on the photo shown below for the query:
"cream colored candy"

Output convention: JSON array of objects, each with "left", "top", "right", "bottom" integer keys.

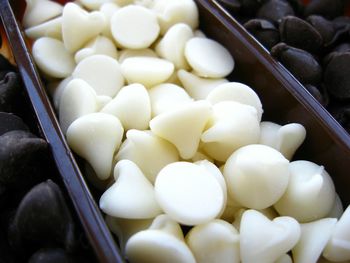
[
  {"left": 99, "top": 2, "right": 120, "bottom": 39},
  {"left": 148, "top": 83, "right": 193, "bottom": 117},
  {"left": 185, "top": 37, "right": 234, "bottom": 78},
  {"left": 292, "top": 218, "right": 337, "bottom": 263},
  {"left": 126, "top": 214, "right": 196, "bottom": 263},
  {"left": 232, "top": 207, "right": 279, "bottom": 230},
  {"left": 201, "top": 101, "right": 260, "bottom": 162},
  {"left": 66, "top": 113, "right": 123, "bottom": 180},
  {"left": 96, "top": 95, "right": 112, "bottom": 110},
  {"left": 191, "top": 151, "right": 214, "bottom": 163},
  {"left": 328, "top": 194, "right": 344, "bottom": 219},
  {"left": 224, "top": 144, "right": 290, "bottom": 209},
  {"left": 106, "top": 215, "right": 153, "bottom": 254},
  {"left": 111, "top": 5, "right": 160, "bottom": 49},
  {"left": 32, "top": 37, "right": 75, "bottom": 78},
  {"left": 259, "top": 122, "right": 306, "bottom": 160},
  {"left": 73, "top": 55, "right": 124, "bottom": 97},
  {"left": 165, "top": 71, "right": 182, "bottom": 86},
  {"left": 323, "top": 205, "right": 350, "bottom": 262},
  {"left": 74, "top": 35, "right": 118, "bottom": 63},
  {"left": 59, "top": 79, "right": 98, "bottom": 134},
  {"left": 118, "top": 49, "right": 158, "bottom": 64},
  {"left": 274, "top": 160, "right": 336, "bottom": 222},
  {"left": 154, "top": 162, "right": 225, "bottom": 225},
  {"left": 115, "top": 130, "right": 179, "bottom": 183},
  {"left": 194, "top": 29, "right": 206, "bottom": 38},
  {"left": 150, "top": 100, "right": 212, "bottom": 159},
  {"left": 177, "top": 69, "right": 228, "bottom": 100},
  {"left": 47, "top": 76, "right": 73, "bottom": 111},
  {"left": 79, "top": 0, "right": 113, "bottom": 10},
  {"left": 220, "top": 197, "right": 243, "bottom": 223},
  {"left": 240, "top": 210, "right": 301, "bottom": 263},
  {"left": 206, "top": 82, "right": 263, "bottom": 121},
  {"left": 276, "top": 254, "right": 293, "bottom": 263},
  {"left": 155, "top": 23, "right": 193, "bottom": 70},
  {"left": 99, "top": 160, "right": 162, "bottom": 218},
  {"left": 121, "top": 57, "right": 174, "bottom": 88},
  {"left": 25, "top": 17, "right": 62, "bottom": 40},
  {"left": 186, "top": 219, "right": 240, "bottom": 263},
  {"left": 151, "top": 0, "right": 199, "bottom": 35},
  {"left": 62, "top": 3, "right": 106, "bottom": 52},
  {"left": 101, "top": 83, "right": 151, "bottom": 130},
  {"left": 23, "top": 0, "right": 63, "bottom": 28}
]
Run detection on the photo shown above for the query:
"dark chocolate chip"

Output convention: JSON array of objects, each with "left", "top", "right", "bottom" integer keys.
[
  {"left": 271, "top": 43, "right": 323, "bottom": 86},
  {"left": 304, "top": 84, "right": 326, "bottom": 105},
  {"left": 279, "top": 16, "right": 323, "bottom": 53},
  {"left": 324, "top": 52, "right": 350, "bottom": 100},
  {"left": 0, "top": 112, "right": 29, "bottom": 136},
  {"left": 286, "top": 0, "right": 304, "bottom": 15},
  {"left": 306, "top": 15, "right": 336, "bottom": 46},
  {"left": 244, "top": 19, "right": 280, "bottom": 49},
  {"left": 331, "top": 42, "right": 350, "bottom": 53},
  {"left": 217, "top": 0, "right": 263, "bottom": 16},
  {"left": 0, "top": 72, "right": 22, "bottom": 112},
  {"left": 29, "top": 248, "right": 74, "bottom": 263},
  {"left": 9, "top": 180, "right": 76, "bottom": 253},
  {"left": 304, "top": 0, "right": 344, "bottom": 19},
  {"left": 0, "top": 130, "right": 48, "bottom": 195},
  {"left": 257, "top": 0, "right": 295, "bottom": 24}
]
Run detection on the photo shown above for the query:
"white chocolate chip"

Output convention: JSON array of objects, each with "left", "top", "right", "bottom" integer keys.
[
  {"left": 154, "top": 162, "right": 225, "bottom": 225},
  {"left": 101, "top": 83, "right": 151, "bottom": 130},
  {"left": 74, "top": 35, "right": 118, "bottom": 63},
  {"left": 79, "top": 0, "right": 113, "bottom": 10},
  {"left": 185, "top": 37, "right": 234, "bottom": 78},
  {"left": 99, "top": 160, "right": 162, "bottom": 219},
  {"left": 206, "top": 82, "right": 263, "bottom": 122},
  {"left": 111, "top": 5, "right": 160, "bottom": 49},
  {"left": 292, "top": 218, "right": 337, "bottom": 263},
  {"left": 126, "top": 215, "right": 196, "bottom": 263},
  {"left": 59, "top": 78, "right": 98, "bottom": 134},
  {"left": 240, "top": 210, "right": 301, "bottom": 263},
  {"left": 148, "top": 83, "right": 193, "bottom": 117},
  {"left": 121, "top": 57, "right": 174, "bottom": 88},
  {"left": 118, "top": 48, "right": 158, "bottom": 64},
  {"left": 25, "top": 16, "right": 63, "bottom": 40},
  {"left": 259, "top": 122, "right": 306, "bottom": 160},
  {"left": 177, "top": 69, "right": 228, "bottom": 100},
  {"left": 73, "top": 54, "right": 124, "bottom": 97},
  {"left": 274, "top": 160, "right": 336, "bottom": 222},
  {"left": 32, "top": 37, "right": 75, "bottom": 78},
  {"left": 150, "top": 100, "right": 212, "bottom": 159},
  {"left": 224, "top": 144, "right": 290, "bottom": 209},
  {"left": 186, "top": 219, "right": 240, "bottom": 263},
  {"left": 66, "top": 112, "right": 124, "bottom": 180},
  {"left": 23, "top": 0, "right": 63, "bottom": 28},
  {"left": 62, "top": 3, "right": 106, "bottom": 52},
  {"left": 155, "top": 23, "right": 193, "bottom": 70},
  {"left": 115, "top": 130, "right": 179, "bottom": 183}
]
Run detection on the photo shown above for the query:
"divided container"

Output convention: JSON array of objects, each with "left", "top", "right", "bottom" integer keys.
[{"left": 1, "top": 0, "right": 350, "bottom": 262}]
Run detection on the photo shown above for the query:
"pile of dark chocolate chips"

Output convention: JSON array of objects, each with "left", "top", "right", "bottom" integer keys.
[
  {"left": 0, "top": 39, "right": 95, "bottom": 262},
  {"left": 218, "top": 0, "right": 350, "bottom": 133}
]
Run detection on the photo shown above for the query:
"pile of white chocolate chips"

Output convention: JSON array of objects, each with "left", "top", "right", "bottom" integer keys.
[{"left": 23, "top": 0, "right": 350, "bottom": 262}]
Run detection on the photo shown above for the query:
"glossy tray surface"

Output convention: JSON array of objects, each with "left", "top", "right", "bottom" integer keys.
[{"left": 2, "top": 0, "right": 350, "bottom": 262}]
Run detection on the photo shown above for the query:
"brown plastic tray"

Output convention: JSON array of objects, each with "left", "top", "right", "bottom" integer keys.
[{"left": 1, "top": 0, "right": 350, "bottom": 262}]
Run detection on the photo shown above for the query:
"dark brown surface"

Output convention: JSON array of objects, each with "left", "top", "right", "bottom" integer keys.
[{"left": 1, "top": 0, "right": 350, "bottom": 262}]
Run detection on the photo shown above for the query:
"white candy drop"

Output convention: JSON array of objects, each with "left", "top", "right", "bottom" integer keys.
[
  {"left": 23, "top": 0, "right": 63, "bottom": 28},
  {"left": 126, "top": 214, "right": 196, "bottom": 263},
  {"left": 177, "top": 69, "right": 228, "bottom": 100},
  {"left": 274, "top": 160, "right": 336, "bottom": 222},
  {"left": 99, "top": 160, "right": 162, "bottom": 219},
  {"left": 155, "top": 162, "right": 225, "bottom": 225},
  {"left": 111, "top": 5, "right": 160, "bottom": 49},
  {"left": 150, "top": 100, "right": 212, "bottom": 159},
  {"left": 240, "top": 210, "right": 301, "bottom": 263},
  {"left": 118, "top": 49, "right": 158, "bottom": 64},
  {"left": 186, "top": 219, "right": 240, "bottom": 263},
  {"left": 32, "top": 37, "right": 75, "bottom": 78},
  {"left": 66, "top": 113, "right": 124, "bottom": 180},
  {"left": 224, "top": 144, "right": 290, "bottom": 209},
  {"left": 101, "top": 83, "right": 151, "bottom": 130},
  {"left": 25, "top": 16, "right": 62, "bottom": 40},
  {"left": 185, "top": 37, "right": 234, "bottom": 78},
  {"left": 73, "top": 54, "right": 124, "bottom": 97}
]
